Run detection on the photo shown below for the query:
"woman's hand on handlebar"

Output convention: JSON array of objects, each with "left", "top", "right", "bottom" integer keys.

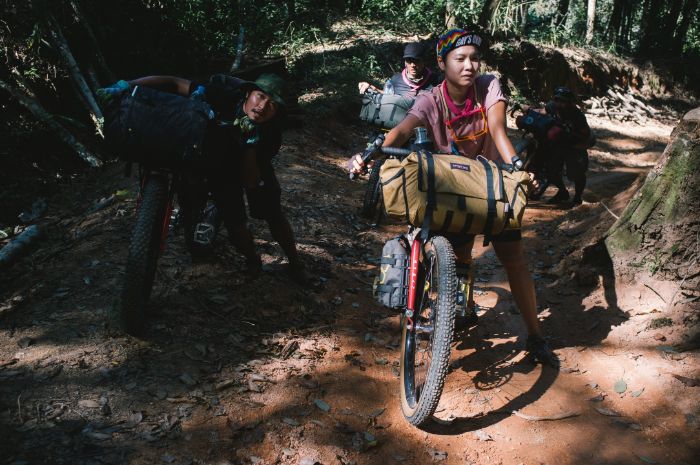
[{"left": 348, "top": 153, "right": 374, "bottom": 175}]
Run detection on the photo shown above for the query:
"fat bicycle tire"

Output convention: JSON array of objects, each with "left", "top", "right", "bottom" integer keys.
[
  {"left": 360, "top": 159, "right": 384, "bottom": 219},
  {"left": 120, "top": 174, "right": 169, "bottom": 336},
  {"left": 399, "top": 235, "right": 456, "bottom": 426}
]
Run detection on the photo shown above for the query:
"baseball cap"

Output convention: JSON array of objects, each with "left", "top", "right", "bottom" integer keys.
[
  {"left": 553, "top": 86, "right": 575, "bottom": 102},
  {"left": 403, "top": 42, "right": 427, "bottom": 60}
]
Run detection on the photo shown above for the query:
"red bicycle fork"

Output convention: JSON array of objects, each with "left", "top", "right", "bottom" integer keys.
[{"left": 405, "top": 237, "right": 422, "bottom": 328}]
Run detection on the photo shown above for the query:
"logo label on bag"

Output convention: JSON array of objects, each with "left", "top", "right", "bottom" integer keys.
[{"left": 450, "top": 162, "right": 471, "bottom": 172}]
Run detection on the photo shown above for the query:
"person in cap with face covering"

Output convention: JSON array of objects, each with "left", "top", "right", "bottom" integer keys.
[
  {"left": 350, "top": 29, "right": 559, "bottom": 368},
  {"left": 541, "top": 86, "right": 592, "bottom": 205},
  {"left": 124, "top": 73, "right": 307, "bottom": 282},
  {"left": 358, "top": 42, "right": 442, "bottom": 97}
]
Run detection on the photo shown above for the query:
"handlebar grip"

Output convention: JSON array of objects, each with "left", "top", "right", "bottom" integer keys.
[{"left": 381, "top": 147, "right": 412, "bottom": 156}]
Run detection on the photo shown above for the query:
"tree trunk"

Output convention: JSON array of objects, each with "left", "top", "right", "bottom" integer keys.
[
  {"left": 0, "top": 77, "right": 103, "bottom": 168},
  {"left": 606, "top": 0, "right": 623, "bottom": 45},
  {"left": 70, "top": 0, "right": 115, "bottom": 84},
  {"left": 638, "top": 0, "right": 664, "bottom": 54},
  {"left": 619, "top": 0, "right": 635, "bottom": 50},
  {"left": 520, "top": 2, "right": 529, "bottom": 33},
  {"left": 606, "top": 107, "right": 700, "bottom": 291},
  {"left": 672, "top": 0, "right": 700, "bottom": 55},
  {"left": 47, "top": 15, "right": 104, "bottom": 130},
  {"left": 551, "top": 0, "right": 570, "bottom": 28},
  {"left": 446, "top": 0, "right": 458, "bottom": 29},
  {"left": 479, "top": 0, "right": 502, "bottom": 32},
  {"left": 660, "top": 0, "right": 685, "bottom": 53},
  {"left": 585, "top": 0, "right": 597, "bottom": 44}
]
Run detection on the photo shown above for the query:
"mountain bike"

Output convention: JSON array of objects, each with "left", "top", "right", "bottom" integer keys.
[
  {"left": 355, "top": 132, "right": 532, "bottom": 426},
  {"left": 354, "top": 139, "right": 459, "bottom": 426}
]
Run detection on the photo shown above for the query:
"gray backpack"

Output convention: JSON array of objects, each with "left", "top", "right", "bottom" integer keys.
[
  {"left": 373, "top": 236, "right": 410, "bottom": 308},
  {"left": 359, "top": 93, "right": 415, "bottom": 129}
]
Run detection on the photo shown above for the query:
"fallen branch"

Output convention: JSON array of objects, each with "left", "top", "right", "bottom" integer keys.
[
  {"left": 600, "top": 201, "right": 620, "bottom": 220},
  {"left": 0, "top": 77, "right": 102, "bottom": 167},
  {"left": 47, "top": 14, "right": 104, "bottom": 134},
  {"left": 512, "top": 409, "right": 580, "bottom": 421},
  {"left": 0, "top": 225, "right": 45, "bottom": 270},
  {"left": 644, "top": 283, "right": 667, "bottom": 303},
  {"left": 230, "top": 25, "right": 245, "bottom": 73}
]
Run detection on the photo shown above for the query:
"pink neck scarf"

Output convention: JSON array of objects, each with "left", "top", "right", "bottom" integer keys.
[
  {"left": 401, "top": 67, "right": 433, "bottom": 90},
  {"left": 441, "top": 81, "right": 482, "bottom": 127}
]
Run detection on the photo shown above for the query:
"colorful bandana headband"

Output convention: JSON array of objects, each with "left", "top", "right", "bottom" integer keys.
[{"left": 436, "top": 29, "right": 483, "bottom": 61}]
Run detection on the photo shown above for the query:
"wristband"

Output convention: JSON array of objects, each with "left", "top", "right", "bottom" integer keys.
[{"left": 511, "top": 155, "right": 524, "bottom": 171}]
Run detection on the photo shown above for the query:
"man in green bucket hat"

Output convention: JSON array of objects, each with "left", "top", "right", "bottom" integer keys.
[{"left": 105, "top": 71, "right": 307, "bottom": 282}]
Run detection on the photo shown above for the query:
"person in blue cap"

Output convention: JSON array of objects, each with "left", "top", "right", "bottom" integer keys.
[{"left": 358, "top": 42, "right": 442, "bottom": 97}]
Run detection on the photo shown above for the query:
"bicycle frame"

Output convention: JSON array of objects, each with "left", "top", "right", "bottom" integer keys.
[{"left": 405, "top": 236, "right": 422, "bottom": 328}]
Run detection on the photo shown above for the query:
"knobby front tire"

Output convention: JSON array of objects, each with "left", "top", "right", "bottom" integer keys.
[
  {"left": 361, "top": 159, "right": 384, "bottom": 219},
  {"left": 120, "top": 174, "right": 169, "bottom": 336},
  {"left": 399, "top": 235, "right": 456, "bottom": 426}
]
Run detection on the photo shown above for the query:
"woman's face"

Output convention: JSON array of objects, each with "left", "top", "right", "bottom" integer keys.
[
  {"left": 243, "top": 90, "right": 277, "bottom": 123},
  {"left": 439, "top": 45, "right": 481, "bottom": 89}
]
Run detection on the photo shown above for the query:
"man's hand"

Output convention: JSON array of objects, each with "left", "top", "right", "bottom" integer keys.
[
  {"left": 528, "top": 172, "right": 540, "bottom": 191},
  {"left": 358, "top": 82, "right": 371, "bottom": 95},
  {"left": 358, "top": 82, "right": 382, "bottom": 95},
  {"left": 96, "top": 80, "right": 130, "bottom": 105}
]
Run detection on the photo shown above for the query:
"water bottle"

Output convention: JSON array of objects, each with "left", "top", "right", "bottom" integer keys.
[
  {"left": 411, "top": 126, "right": 434, "bottom": 152},
  {"left": 383, "top": 79, "right": 394, "bottom": 95}
]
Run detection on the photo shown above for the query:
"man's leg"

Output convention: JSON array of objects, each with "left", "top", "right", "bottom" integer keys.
[
  {"left": 212, "top": 181, "right": 262, "bottom": 274},
  {"left": 267, "top": 212, "right": 304, "bottom": 271},
  {"left": 567, "top": 150, "right": 589, "bottom": 205},
  {"left": 177, "top": 176, "right": 209, "bottom": 258},
  {"left": 247, "top": 173, "right": 307, "bottom": 282},
  {"left": 547, "top": 153, "right": 569, "bottom": 203}
]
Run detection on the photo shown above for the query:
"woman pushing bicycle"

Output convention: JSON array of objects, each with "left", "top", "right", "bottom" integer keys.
[{"left": 350, "top": 29, "right": 559, "bottom": 368}]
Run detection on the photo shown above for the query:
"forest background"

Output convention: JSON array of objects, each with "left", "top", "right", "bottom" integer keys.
[{"left": 1, "top": 0, "right": 699, "bottom": 222}]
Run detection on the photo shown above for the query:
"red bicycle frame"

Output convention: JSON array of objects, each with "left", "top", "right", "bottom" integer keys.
[{"left": 405, "top": 236, "right": 423, "bottom": 327}]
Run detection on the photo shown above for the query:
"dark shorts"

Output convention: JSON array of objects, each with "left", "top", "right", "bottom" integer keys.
[
  {"left": 178, "top": 171, "right": 283, "bottom": 229},
  {"left": 444, "top": 228, "right": 522, "bottom": 248}
]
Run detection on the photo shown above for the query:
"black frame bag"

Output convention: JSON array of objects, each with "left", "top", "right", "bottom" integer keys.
[
  {"left": 104, "top": 86, "right": 214, "bottom": 168},
  {"left": 373, "top": 235, "right": 410, "bottom": 308}
]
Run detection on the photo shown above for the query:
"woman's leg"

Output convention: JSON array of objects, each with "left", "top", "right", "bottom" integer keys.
[
  {"left": 492, "top": 239, "right": 540, "bottom": 336},
  {"left": 493, "top": 238, "right": 558, "bottom": 366}
]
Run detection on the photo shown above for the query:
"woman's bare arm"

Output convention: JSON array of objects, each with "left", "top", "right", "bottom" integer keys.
[
  {"left": 349, "top": 114, "right": 421, "bottom": 174},
  {"left": 383, "top": 114, "right": 421, "bottom": 148},
  {"left": 488, "top": 101, "right": 517, "bottom": 164},
  {"left": 128, "top": 76, "right": 192, "bottom": 96}
]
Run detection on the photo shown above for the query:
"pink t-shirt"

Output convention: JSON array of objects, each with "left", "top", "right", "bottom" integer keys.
[{"left": 407, "top": 74, "right": 507, "bottom": 161}]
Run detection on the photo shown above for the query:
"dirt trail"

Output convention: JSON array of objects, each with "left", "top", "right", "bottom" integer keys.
[{"left": 1, "top": 112, "right": 698, "bottom": 465}]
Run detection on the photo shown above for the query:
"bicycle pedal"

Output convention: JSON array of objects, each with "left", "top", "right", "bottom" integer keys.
[{"left": 193, "top": 222, "right": 215, "bottom": 245}]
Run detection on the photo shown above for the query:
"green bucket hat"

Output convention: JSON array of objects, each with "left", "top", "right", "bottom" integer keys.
[{"left": 252, "top": 73, "right": 287, "bottom": 108}]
